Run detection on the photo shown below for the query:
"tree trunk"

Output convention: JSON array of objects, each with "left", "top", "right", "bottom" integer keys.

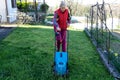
[
  {"left": 34, "top": 0, "right": 38, "bottom": 21},
  {"left": 43, "top": 0, "right": 45, "bottom": 4}
]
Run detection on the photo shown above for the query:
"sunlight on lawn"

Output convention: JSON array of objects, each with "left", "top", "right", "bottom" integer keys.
[
  {"left": 18, "top": 24, "right": 53, "bottom": 29},
  {"left": 18, "top": 24, "right": 83, "bottom": 31}
]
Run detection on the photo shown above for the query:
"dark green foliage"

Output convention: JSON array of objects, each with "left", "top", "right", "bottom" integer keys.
[
  {"left": 40, "top": 3, "right": 49, "bottom": 13},
  {"left": 17, "top": 2, "right": 49, "bottom": 12},
  {"left": 17, "top": 2, "right": 29, "bottom": 12},
  {"left": 47, "top": 14, "right": 54, "bottom": 16}
]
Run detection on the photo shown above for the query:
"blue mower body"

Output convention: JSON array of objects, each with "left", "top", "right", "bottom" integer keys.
[{"left": 54, "top": 52, "right": 68, "bottom": 75}]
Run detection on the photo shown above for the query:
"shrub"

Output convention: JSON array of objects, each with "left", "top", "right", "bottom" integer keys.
[{"left": 40, "top": 3, "right": 49, "bottom": 13}]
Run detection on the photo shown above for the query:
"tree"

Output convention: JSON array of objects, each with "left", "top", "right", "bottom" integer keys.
[
  {"left": 43, "top": 0, "right": 45, "bottom": 4},
  {"left": 40, "top": 3, "right": 49, "bottom": 13},
  {"left": 65, "top": 0, "right": 75, "bottom": 16},
  {"left": 65, "top": 0, "right": 89, "bottom": 16}
]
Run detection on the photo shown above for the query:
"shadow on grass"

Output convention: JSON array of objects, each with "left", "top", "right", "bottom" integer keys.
[{"left": 0, "top": 27, "right": 113, "bottom": 80}]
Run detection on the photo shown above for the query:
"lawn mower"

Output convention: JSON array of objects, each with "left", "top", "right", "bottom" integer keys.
[{"left": 53, "top": 30, "right": 69, "bottom": 76}]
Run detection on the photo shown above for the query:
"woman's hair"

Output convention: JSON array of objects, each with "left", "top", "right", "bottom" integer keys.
[{"left": 60, "top": 1, "right": 66, "bottom": 7}]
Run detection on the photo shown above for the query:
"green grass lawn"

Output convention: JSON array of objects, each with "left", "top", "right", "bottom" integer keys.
[
  {"left": 46, "top": 16, "right": 53, "bottom": 21},
  {"left": 0, "top": 25, "right": 113, "bottom": 80}
]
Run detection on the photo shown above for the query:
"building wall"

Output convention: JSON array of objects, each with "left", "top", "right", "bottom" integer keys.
[
  {"left": 7, "top": 0, "right": 17, "bottom": 23},
  {"left": 0, "top": 0, "right": 7, "bottom": 22}
]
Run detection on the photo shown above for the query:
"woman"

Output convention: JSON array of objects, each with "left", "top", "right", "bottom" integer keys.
[{"left": 53, "top": 1, "right": 71, "bottom": 52}]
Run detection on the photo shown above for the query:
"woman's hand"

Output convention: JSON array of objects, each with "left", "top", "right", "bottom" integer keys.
[
  {"left": 67, "top": 23, "right": 70, "bottom": 28},
  {"left": 56, "top": 27, "right": 61, "bottom": 31}
]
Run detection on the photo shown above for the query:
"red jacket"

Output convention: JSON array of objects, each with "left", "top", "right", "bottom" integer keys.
[{"left": 53, "top": 8, "right": 70, "bottom": 30}]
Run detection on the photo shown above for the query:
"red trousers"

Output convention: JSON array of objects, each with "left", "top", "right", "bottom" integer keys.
[{"left": 55, "top": 30, "right": 67, "bottom": 52}]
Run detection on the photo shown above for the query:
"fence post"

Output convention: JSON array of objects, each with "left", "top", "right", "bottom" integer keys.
[
  {"left": 87, "top": 16, "right": 88, "bottom": 29},
  {"left": 90, "top": 7, "right": 94, "bottom": 38},
  {"left": 0, "top": 15, "right": 2, "bottom": 27},
  {"left": 108, "top": 30, "right": 111, "bottom": 64},
  {"left": 96, "top": 3, "right": 99, "bottom": 48}
]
